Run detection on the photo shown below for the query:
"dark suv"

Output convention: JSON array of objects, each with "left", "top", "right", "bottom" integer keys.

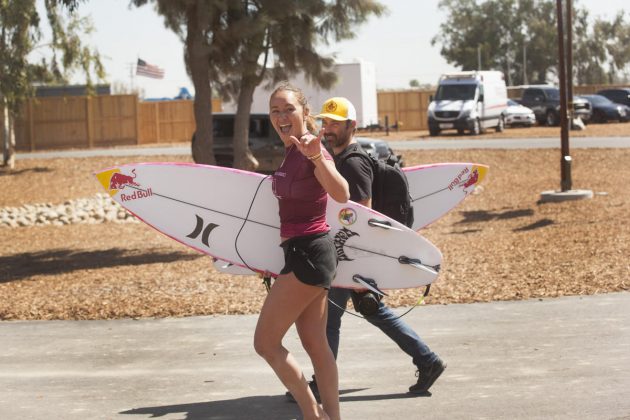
[
  {"left": 193, "top": 113, "right": 401, "bottom": 173},
  {"left": 520, "top": 86, "right": 592, "bottom": 126},
  {"left": 596, "top": 88, "right": 630, "bottom": 107}
]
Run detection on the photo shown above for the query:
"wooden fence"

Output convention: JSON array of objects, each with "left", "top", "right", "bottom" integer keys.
[
  {"left": 3, "top": 84, "right": 627, "bottom": 148},
  {"left": 1, "top": 95, "right": 221, "bottom": 151},
  {"left": 377, "top": 90, "right": 434, "bottom": 131}
]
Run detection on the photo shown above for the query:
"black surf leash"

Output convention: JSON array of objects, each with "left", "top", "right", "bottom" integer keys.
[{"left": 327, "top": 281, "right": 432, "bottom": 321}]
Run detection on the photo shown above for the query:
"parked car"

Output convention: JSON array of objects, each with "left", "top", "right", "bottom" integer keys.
[
  {"left": 578, "top": 94, "right": 629, "bottom": 123},
  {"left": 353, "top": 137, "right": 404, "bottom": 167},
  {"left": 192, "top": 113, "right": 401, "bottom": 173},
  {"left": 502, "top": 99, "right": 536, "bottom": 127},
  {"left": 519, "top": 86, "right": 592, "bottom": 126},
  {"left": 427, "top": 71, "right": 508, "bottom": 136},
  {"left": 596, "top": 88, "right": 630, "bottom": 107}
]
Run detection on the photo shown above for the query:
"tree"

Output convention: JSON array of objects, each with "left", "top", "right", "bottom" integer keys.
[
  {"left": 132, "top": 0, "right": 386, "bottom": 168},
  {"left": 432, "top": 0, "right": 628, "bottom": 86},
  {"left": 0, "top": 0, "right": 103, "bottom": 169}
]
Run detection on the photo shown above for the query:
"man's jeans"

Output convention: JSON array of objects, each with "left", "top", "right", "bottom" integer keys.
[{"left": 326, "top": 287, "right": 438, "bottom": 368}]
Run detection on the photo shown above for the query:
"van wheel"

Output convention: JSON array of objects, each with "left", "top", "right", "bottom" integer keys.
[
  {"left": 496, "top": 116, "right": 505, "bottom": 132},
  {"left": 470, "top": 119, "right": 481, "bottom": 135},
  {"left": 429, "top": 126, "right": 440, "bottom": 136},
  {"left": 546, "top": 110, "right": 559, "bottom": 126}
]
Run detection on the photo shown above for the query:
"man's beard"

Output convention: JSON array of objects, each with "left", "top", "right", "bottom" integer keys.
[{"left": 326, "top": 131, "right": 351, "bottom": 149}]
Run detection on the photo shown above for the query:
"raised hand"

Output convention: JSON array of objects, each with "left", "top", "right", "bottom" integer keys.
[{"left": 290, "top": 127, "right": 325, "bottom": 159}]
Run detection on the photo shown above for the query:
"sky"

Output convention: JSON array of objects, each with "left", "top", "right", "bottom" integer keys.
[{"left": 34, "top": 0, "right": 630, "bottom": 99}]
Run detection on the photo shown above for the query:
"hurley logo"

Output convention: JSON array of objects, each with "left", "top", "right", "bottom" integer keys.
[{"left": 333, "top": 227, "right": 359, "bottom": 261}]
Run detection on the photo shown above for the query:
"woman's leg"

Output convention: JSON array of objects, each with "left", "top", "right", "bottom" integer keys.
[
  {"left": 254, "top": 272, "right": 329, "bottom": 419},
  {"left": 296, "top": 289, "right": 340, "bottom": 420}
]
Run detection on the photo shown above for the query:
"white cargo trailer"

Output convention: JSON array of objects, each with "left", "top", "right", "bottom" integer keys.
[{"left": 223, "top": 59, "right": 378, "bottom": 129}]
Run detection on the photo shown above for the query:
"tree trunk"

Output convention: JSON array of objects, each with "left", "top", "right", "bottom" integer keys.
[
  {"left": 2, "top": 97, "right": 14, "bottom": 169},
  {"left": 186, "top": 4, "right": 215, "bottom": 165},
  {"left": 7, "top": 111, "right": 15, "bottom": 169},
  {"left": 232, "top": 77, "right": 259, "bottom": 171}
]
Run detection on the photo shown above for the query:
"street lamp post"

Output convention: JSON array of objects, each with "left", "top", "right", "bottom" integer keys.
[
  {"left": 540, "top": 0, "right": 592, "bottom": 202},
  {"left": 556, "top": 0, "right": 571, "bottom": 192}
]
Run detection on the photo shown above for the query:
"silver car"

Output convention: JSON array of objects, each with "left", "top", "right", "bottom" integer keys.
[{"left": 503, "top": 99, "right": 536, "bottom": 127}]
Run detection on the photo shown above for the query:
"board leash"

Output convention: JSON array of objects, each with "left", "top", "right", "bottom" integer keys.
[
  {"left": 327, "top": 283, "right": 432, "bottom": 320},
  {"left": 233, "top": 174, "right": 272, "bottom": 285}
]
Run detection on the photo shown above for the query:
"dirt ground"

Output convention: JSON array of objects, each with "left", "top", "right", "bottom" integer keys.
[{"left": 1, "top": 123, "right": 629, "bottom": 320}]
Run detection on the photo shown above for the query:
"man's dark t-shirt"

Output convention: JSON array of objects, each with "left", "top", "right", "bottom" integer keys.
[{"left": 333, "top": 142, "right": 373, "bottom": 202}]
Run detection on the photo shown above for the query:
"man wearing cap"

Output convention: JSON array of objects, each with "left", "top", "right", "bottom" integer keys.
[{"left": 292, "top": 96, "right": 446, "bottom": 399}]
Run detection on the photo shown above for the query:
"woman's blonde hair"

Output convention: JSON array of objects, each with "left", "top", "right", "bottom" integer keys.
[{"left": 270, "top": 82, "right": 317, "bottom": 133}]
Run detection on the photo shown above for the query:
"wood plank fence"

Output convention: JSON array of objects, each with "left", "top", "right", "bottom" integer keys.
[
  {"left": 2, "top": 84, "right": 626, "bottom": 149},
  {"left": 1, "top": 95, "right": 221, "bottom": 151}
]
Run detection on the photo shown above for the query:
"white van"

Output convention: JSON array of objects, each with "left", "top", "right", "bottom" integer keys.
[{"left": 427, "top": 71, "right": 508, "bottom": 136}]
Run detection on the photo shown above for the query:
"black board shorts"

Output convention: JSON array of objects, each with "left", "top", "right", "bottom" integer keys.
[{"left": 279, "top": 232, "right": 337, "bottom": 289}]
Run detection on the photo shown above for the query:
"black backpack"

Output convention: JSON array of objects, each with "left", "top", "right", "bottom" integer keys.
[{"left": 340, "top": 149, "right": 414, "bottom": 228}]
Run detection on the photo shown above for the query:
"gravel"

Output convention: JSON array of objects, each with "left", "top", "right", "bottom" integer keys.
[
  {"left": 0, "top": 194, "right": 137, "bottom": 228},
  {"left": 1, "top": 132, "right": 629, "bottom": 320}
]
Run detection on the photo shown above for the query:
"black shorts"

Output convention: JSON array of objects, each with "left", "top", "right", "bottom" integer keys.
[{"left": 279, "top": 232, "right": 337, "bottom": 289}]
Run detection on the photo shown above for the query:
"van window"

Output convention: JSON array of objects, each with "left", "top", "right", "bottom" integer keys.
[{"left": 435, "top": 84, "right": 477, "bottom": 101}]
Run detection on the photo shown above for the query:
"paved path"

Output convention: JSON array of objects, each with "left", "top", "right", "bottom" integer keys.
[
  {"left": 14, "top": 136, "right": 630, "bottom": 160},
  {"left": 1, "top": 292, "right": 629, "bottom": 419}
]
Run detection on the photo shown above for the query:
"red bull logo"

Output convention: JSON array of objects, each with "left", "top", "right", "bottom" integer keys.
[
  {"left": 462, "top": 169, "right": 479, "bottom": 189},
  {"left": 121, "top": 188, "right": 153, "bottom": 201},
  {"left": 448, "top": 167, "right": 470, "bottom": 191},
  {"left": 109, "top": 169, "right": 140, "bottom": 190},
  {"left": 96, "top": 167, "right": 146, "bottom": 197},
  {"left": 338, "top": 208, "right": 357, "bottom": 226}
]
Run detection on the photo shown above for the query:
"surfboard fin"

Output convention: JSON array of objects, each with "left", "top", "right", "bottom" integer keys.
[
  {"left": 368, "top": 218, "right": 403, "bottom": 231},
  {"left": 352, "top": 275, "right": 388, "bottom": 297},
  {"left": 398, "top": 256, "right": 440, "bottom": 275}
]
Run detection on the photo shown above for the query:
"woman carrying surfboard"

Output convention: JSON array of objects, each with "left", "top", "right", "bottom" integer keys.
[{"left": 254, "top": 83, "right": 349, "bottom": 420}]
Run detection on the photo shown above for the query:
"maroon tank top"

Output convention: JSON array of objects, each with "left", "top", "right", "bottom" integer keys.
[{"left": 272, "top": 145, "right": 333, "bottom": 238}]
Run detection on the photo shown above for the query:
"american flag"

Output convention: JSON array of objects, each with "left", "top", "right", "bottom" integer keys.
[{"left": 136, "top": 58, "right": 165, "bottom": 79}]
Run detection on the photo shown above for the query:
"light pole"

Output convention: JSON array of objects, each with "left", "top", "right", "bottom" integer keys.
[
  {"left": 540, "top": 0, "right": 592, "bottom": 202},
  {"left": 556, "top": 0, "right": 571, "bottom": 192}
]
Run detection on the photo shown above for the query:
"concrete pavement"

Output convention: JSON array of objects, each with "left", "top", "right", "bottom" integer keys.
[
  {"left": 14, "top": 136, "right": 630, "bottom": 160},
  {"left": 1, "top": 292, "right": 630, "bottom": 420}
]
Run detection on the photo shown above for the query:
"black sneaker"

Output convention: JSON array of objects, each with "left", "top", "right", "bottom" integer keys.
[
  {"left": 409, "top": 358, "right": 446, "bottom": 394},
  {"left": 285, "top": 376, "right": 320, "bottom": 403}
]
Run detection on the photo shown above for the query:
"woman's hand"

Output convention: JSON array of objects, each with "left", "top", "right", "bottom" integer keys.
[{"left": 290, "top": 128, "right": 325, "bottom": 159}]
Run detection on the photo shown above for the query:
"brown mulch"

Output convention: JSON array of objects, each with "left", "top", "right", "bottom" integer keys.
[{"left": 1, "top": 127, "right": 629, "bottom": 320}]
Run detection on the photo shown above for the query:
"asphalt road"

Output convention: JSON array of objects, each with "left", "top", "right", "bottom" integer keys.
[
  {"left": 1, "top": 292, "right": 629, "bottom": 420},
  {"left": 14, "top": 136, "right": 630, "bottom": 160}
]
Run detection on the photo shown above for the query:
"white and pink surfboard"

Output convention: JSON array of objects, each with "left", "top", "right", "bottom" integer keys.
[
  {"left": 405, "top": 163, "right": 489, "bottom": 230},
  {"left": 95, "top": 163, "right": 442, "bottom": 290}
]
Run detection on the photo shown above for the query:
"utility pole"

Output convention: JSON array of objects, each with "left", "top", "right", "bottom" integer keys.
[
  {"left": 556, "top": 0, "right": 571, "bottom": 192},
  {"left": 566, "top": 0, "right": 575, "bottom": 125},
  {"left": 540, "top": 0, "right": 592, "bottom": 202},
  {"left": 523, "top": 44, "right": 528, "bottom": 85},
  {"left": 477, "top": 45, "right": 482, "bottom": 71}
]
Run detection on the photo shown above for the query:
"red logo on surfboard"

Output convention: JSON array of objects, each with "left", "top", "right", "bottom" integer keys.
[
  {"left": 96, "top": 168, "right": 151, "bottom": 199},
  {"left": 109, "top": 169, "right": 140, "bottom": 190}
]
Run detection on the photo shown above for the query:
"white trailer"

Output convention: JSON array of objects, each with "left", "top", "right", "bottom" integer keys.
[{"left": 223, "top": 59, "right": 378, "bottom": 129}]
